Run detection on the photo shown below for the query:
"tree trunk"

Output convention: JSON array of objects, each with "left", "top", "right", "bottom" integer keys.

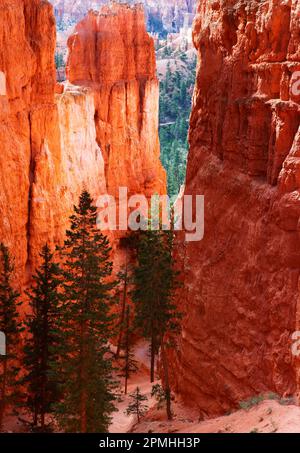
[
  {"left": 41, "top": 302, "right": 49, "bottom": 431},
  {"left": 80, "top": 236, "right": 88, "bottom": 433},
  {"left": 0, "top": 357, "right": 7, "bottom": 431},
  {"left": 41, "top": 411, "right": 45, "bottom": 431},
  {"left": 80, "top": 388, "right": 87, "bottom": 433},
  {"left": 33, "top": 396, "right": 38, "bottom": 427},
  {"left": 124, "top": 306, "right": 130, "bottom": 395},
  {"left": 150, "top": 334, "right": 155, "bottom": 383},
  {"left": 161, "top": 341, "right": 172, "bottom": 420},
  {"left": 80, "top": 319, "right": 87, "bottom": 433},
  {"left": 116, "top": 262, "right": 128, "bottom": 358}
]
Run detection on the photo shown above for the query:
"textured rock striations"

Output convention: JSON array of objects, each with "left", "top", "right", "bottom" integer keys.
[
  {"left": 0, "top": 0, "right": 59, "bottom": 284},
  {"left": 66, "top": 3, "right": 166, "bottom": 199},
  {"left": 170, "top": 0, "right": 300, "bottom": 416},
  {"left": 0, "top": 0, "right": 105, "bottom": 287},
  {"left": 0, "top": 0, "right": 164, "bottom": 289}
]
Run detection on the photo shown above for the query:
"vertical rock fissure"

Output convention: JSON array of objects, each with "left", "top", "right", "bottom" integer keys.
[{"left": 25, "top": 112, "right": 35, "bottom": 280}]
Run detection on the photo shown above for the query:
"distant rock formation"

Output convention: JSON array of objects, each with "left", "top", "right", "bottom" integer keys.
[{"left": 50, "top": 0, "right": 197, "bottom": 33}]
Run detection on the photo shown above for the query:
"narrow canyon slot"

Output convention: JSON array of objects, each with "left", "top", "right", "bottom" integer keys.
[{"left": 0, "top": 0, "right": 300, "bottom": 442}]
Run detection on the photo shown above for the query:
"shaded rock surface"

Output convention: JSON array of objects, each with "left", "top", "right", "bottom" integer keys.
[{"left": 170, "top": 0, "right": 300, "bottom": 416}]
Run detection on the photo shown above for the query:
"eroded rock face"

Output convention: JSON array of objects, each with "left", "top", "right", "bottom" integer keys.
[
  {"left": 0, "top": 0, "right": 165, "bottom": 289},
  {"left": 0, "top": 0, "right": 58, "bottom": 285},
  {"left": 66, "top": 3, "right": 166, "bottom": 198},
  {"left": 170, "top": 0, "right": 300, "bottom": 416},
  {"left": 0, "top": 1, "right": 107, "bottom": 287}
]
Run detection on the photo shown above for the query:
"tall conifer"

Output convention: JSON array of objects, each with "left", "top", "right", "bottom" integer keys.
[
  {"left": 55, "top": 190, "right": 117, "bottom": 433},
  {"left": 132, "top": 227, "right": 180, "bottom": 419},
  {"left": 23, "top": 244, "right": 62, "bottom": 431},
  {"left": 0, "top": 244, "right": 22, "bottom": 431}
]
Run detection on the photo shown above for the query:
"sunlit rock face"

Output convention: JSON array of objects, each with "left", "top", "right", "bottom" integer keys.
[
  {"left": 0, "top": 1, "right": 107, "bottom": 288},
  {"left": 0, "top": 0, "right": 165, "bottom": 290},
  {"left": 170, "top": 0, "right": 300, "bottom": 416},
  {"left": 66, "top": 3, "right": 166, "bottom": 199},
  {"left": 0, "top": 0, "right": 60, "bottom": 286}
]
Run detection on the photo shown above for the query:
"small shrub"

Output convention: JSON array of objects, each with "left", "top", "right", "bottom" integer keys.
[{"left": 239, "top": 395, "right": 264, "bottom": 410}]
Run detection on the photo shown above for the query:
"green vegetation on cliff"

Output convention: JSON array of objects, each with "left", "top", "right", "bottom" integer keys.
[{"left": 158, "top": 51, "right": 196, "bottom": 196}]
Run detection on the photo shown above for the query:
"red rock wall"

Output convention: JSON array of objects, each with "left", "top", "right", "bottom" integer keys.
[
  {"left": 171, "top": 0, "right": 300, "bottom": 417},
  {"left": 0, "top": 0, "right": 106, "bottom": 288},
  {"left": 0, "top": 1, "right": 165, "bottom": 290},
  {"left": 66, "top": 3, "right": 166, "bottom": 200},
  {"left": 0, "top": 0, "right": 59, "bottom": 285}
]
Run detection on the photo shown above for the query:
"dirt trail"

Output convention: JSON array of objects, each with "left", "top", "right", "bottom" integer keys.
[
  {"left": 133, "top": 399, "right": 300, "bottom": 434},
  {"left": 110, "top": 340, "right": 160, "bottom": 433}
]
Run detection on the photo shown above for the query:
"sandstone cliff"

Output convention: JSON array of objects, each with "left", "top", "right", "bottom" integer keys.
[
  {"left": 0, "top": 0, "right": 164, "bottom": 289},
  {"left": 171, "top": 0, "right": 300, "bottom": 416},
  {"left": 0, "top": 0, "right": 59, "bottom": 284},
  {"left": 66, "top": 2, "right": 166, "bottom": 199},
  {"left": 0, "top": 0, "right": 106, "bottom": 287}
]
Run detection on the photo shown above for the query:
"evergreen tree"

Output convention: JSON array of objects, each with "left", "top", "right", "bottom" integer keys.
[
  {"left": 23, "top": 244, "right": 62, "bottom": 431},
  {"left": 151, "top": 383, "right": 168, "bottom": 410},
  {"left": 55, "top": 190, "right": 117, "bottom": 433},
  {"left": 0, "top": 244, "right": 22, "bottom": 431},
  {"left": 118, "top": 306, "right": 138, "bottom": 395},
  {"left": 115, "top": 260, "right": 130, "bottom": 359},
  {"left": 132, "top": 226, "right": 181, "bottom": 419},
  {"left": 126, "top": 387, "right": 148, "bottom": 423}
]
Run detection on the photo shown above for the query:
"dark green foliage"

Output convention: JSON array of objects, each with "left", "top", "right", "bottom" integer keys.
[
  {"left": 115, "top": 261, "right": 131, "bottom": 358},
  {"left": 0, "top": 244, "right": 22, "bottom": 430},
  {"left": 151, "top": 383, "right": 167, "bottom": 409},
  {"left": 118, "top": 306, "right": 138, "bottom": 394},
  {"left": 126, "top": 387, "right": 148, "bottom": 423},
  {"left": 132, "top": 227, "right": 181, "bottom": 383},
  {"left": 23, "top": 244, "right": 62, "bottom": 431},
  {"left": 132, "top": 224, "right": 181, "bottom": 419},
  {"left": 147, "top": 13, "right": 167, "bottom": 38},
  {"left": 55, "top": 52, "right": 64, "bottom": 69},
  {"left": 159, "top": 54, "right": 197, "bottom": 196},
  {"left": 54, "top": 190, "right": 117, "bottom": 433}
]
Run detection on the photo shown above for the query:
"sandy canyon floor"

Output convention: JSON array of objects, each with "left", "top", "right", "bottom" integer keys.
[
  {"left": 112, "top": 341, "right": 300, "bottom": 434},
  {"left": 3, "top": 340, "right": 300, "bottom": 434}
]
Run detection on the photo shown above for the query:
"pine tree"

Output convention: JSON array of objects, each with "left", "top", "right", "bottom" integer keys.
[
  {"left": 0, "top": 244, "right": 22, "bottom": 431},
  {"left": 151, "top": 384, "right": 167, "bottom": 410},
  {"left": 115, "top": 260, "right": 130, "bottom": 359},
  {"left": 23, "top": 244, "right": 62, "bottom": 431},
  {"left": 55, "top": 190, "right": 117, "bottom": 433},
  {"left": 132, "top": 226, "right": 181, "bottom": 419},
  {"left": 126, "top": 387, "right": 148, "bottom": 423},
  {"left": 118, "top": 306, "right": 138, "bottom": 394}
]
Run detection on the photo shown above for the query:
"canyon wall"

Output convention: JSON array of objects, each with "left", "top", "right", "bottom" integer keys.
[
  {"left": 171, "top": 0, "right": 300, "bottom": 417},
  {"left": 0, "top": 0, "right": 164, "bottom": 288},
  {"left": 66, "top": 3, "right": 166, "bottom": 199},
  {"left": 0, "top": 0, "right": 105, "bottom": 287}
]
